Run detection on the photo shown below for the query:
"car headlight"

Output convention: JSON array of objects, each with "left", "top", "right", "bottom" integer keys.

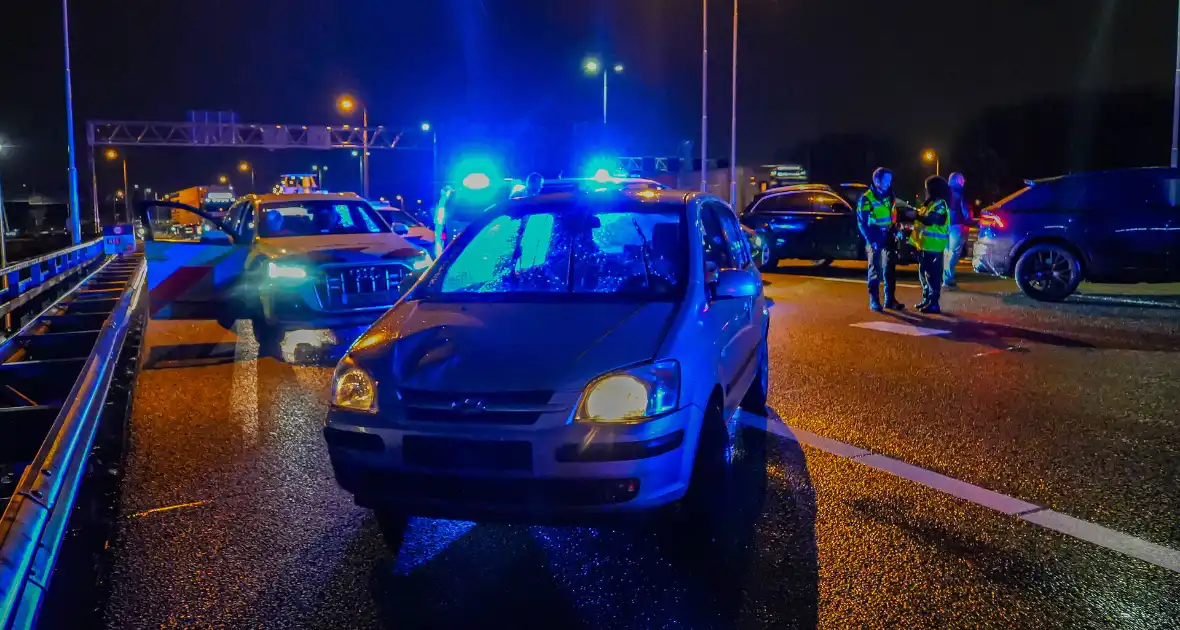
[
  {"left": 331, "top": 359, "right": 378, "bottom": 413},
  {"left": 576, "top": 360, "right": 680, "bottom": 423},
  {"left": 267, "top": 261, "right": 307, "bottom": 280}
]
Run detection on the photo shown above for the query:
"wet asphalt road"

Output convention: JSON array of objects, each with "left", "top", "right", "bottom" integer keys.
[{"left": 102, "top": 264, "right": 1180, "bottom": 629}]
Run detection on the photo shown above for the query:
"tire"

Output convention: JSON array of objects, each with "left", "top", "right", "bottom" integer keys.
[
  {"left": 682, "top": 394, "right": 728, "bottom": 523},
  {"left": 375, "top": 508, "right": 410, "bottom": 551},
  {"left": 1014, "top": 243, "right": 1082, "bottom": 302},
  {"left": 754, "top": 230, "right": 778, "bottom": 272},
  {"left": 812, "top": 258, "right": 834, "bottom": 268},
  {"left": 740, "top": 338, "right": 769, "bottom": 416}
]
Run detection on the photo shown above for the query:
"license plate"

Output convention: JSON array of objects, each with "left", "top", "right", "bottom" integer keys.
[{"left": 402, "top": 436, "right": 533, "bottom": 472}]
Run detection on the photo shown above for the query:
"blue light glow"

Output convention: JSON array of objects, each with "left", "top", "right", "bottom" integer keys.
[{"left": 462, "top": 172, "right": 491, "bottom": 190}]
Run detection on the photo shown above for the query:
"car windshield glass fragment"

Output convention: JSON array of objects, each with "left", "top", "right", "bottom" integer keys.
[
  {"left": 429, "top": 201, "right": 683, "bottom": 297},
  {"left": 257, "top": 200, "right": 385, "bottom": 237}
]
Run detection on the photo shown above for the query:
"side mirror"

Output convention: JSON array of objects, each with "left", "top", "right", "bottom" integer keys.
[
  {"left": 712, "top": 268, "right": 758, "bottom": 299},
  {"left": 391, "top": 222, "right": 410, "bottom": 235}
]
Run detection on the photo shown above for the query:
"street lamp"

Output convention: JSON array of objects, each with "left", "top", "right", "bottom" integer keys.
[
  {"left": 337, "top": 93, "right": 369, "bottom": 197},
  {"left": 238, "top": 161, "right": 254, "bottom": 191},
  {"left": 583, "top": 57, "right": 624, "bottom": 125},
  {"left": 218, "top": 174, "right": 228, "bottom": 185},
  {"left": 105, "top": 149, "right": 130, "bottom": 224},
  {"left": 923, "top": 149, "right": 940, "bottom": 176}
]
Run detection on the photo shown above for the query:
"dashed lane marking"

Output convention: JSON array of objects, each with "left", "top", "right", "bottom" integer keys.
[
  {"left": 850, "top": 321, "right": 950, "bottom": 336},
  {"left": 739, "top": 412, "right": 1180, "bottom": 574}
]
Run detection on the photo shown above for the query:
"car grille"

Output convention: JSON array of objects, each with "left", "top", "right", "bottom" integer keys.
[
  {"left": 314, "top": 264, "right": 408, "bottom": 311},
  {"left": 393, "top": 388, "right": 556, "bottom": 426}
]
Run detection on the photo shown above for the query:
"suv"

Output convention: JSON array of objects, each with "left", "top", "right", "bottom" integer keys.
[
  {"left": 323, "top": 188, "right": 769, "bottom": 538},
  {"left": 973, "top": 168, "right": 1180, "bottom": 301},
  {"left": 139, "top": 192, "right": 432, "bottom": 348}
]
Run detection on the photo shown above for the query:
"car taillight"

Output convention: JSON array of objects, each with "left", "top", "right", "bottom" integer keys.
[{"left": 980, "top": 211, "right": 1005, "bottom": 229}]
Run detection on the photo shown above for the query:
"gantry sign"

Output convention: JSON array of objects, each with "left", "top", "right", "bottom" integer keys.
[{"left": 84, "top": 117, "right": 432, "bottom": 224}]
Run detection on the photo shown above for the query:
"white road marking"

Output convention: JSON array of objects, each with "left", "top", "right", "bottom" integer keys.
[
  {"left": 1022, "top": 510, "right": 1180, "bottom": 573},
  {"left": 740, "top": 411, "right": 1180, "bottom": 574},
  {"left": 814, "top": 277, "right": 922, "bottom": 289},
  {"left": 851, "top": 321, "right": 950, "bottom": 337}
]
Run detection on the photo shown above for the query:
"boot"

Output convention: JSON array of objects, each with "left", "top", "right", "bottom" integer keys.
[
  {"left": 919, "top": 301, "right": 941, "bottom": 314},
  {"left": 869, "top": 295, "right": 883, "bottom": 312},
  {"left": 914, "top": 298, "right": 930, "bottom": 311},
  {"left": 886, "top": 299, "right": 906, "bottom": 311}
]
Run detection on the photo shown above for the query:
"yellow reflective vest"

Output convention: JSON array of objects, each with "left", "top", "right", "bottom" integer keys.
[
  {"left": 910, "top": 199, "right": 949, "bottom": 253},
  {"left": 858, "top": 189, "right": 894, "bottom": 228}
]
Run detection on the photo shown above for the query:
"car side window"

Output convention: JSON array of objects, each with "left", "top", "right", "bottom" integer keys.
[
  {"left": 709, "top": 202, "right": 752, "bottom": 268},
  {"left": 699, "top": 203, "right": 734, "bottom": 273},
  {"left": 752, "top": 192, "right": 812, "bottom": 214},
  {"left": 238, "top": 202, "right": 256, "bottom": 241},
  {"left": 225, "top": 200, "right": 245, "bottom": 234},
  {"left": 812, "top": 192, "right": 851, "bottom": 214}
]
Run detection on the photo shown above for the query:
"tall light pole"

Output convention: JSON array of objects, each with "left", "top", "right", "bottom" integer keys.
[
  {"left": 701, "top": 0, "right": 709, "bottom": 192},
  {"left": 583, "top": 59, "right": 623, "bottom": 126},
  {"left": 105, "top": 149, "right": 129, "bottom": 224},
  {"left": 728, "top": 0, "right": 739, "bottom": 207},
  {"left": 238, "top": 160, "right": 254, "bottom": 191},
  {"left": 923, "top": 149, "right": 940, "bottom": 176},
  {"left": 1172, "top": 0, "right": 1180, "bottom": 167},
  {"left": 62, "top": 0, "right": 81, "bottom": 243},
  {"left": 421, "top": 122, "right": 437, "bottom": 190},
  {"left": 351, "top": 150, "right": 363, "bottom": 190},
  {"left": 0, "top": 142, "right": 10, "bottom": 267},
  {"left": 337, "top": 94, "right": 368, "bottom": 197}
]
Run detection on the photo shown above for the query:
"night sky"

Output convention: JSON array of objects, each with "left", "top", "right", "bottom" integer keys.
[{"left": 1, "top": 0, "right": 1176, "bottom": 201}]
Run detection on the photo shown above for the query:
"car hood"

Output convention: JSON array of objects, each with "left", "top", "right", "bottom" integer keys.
[
  {"left": 351, "top": 300, "right": 676, "bottom": 392},
  {"left": 255, "top": 234, "right": 422, "bottom": 263}
]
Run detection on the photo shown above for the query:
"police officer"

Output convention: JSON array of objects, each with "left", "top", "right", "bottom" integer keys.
[
  {"left": 856, "top": 168, "right": 907, "bottom": 311},
  {"left": 943, "top": 172, "right": 970, "bottom": 289},
  {"left": 911, "top": 175, "right": 952, "bottom": 314},
  {"left": 524, "top": 172, "right": 545, "bottom": 197}
]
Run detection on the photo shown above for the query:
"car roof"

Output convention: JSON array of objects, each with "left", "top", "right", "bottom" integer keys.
[
  {"left": 503, "top": 188, "right": 703, "bottom": 209},
  {"left": 1030, "top": 166, "right": 1180, "bottom": 185},
  {"left": 250, "top": 192, "right": 365, "bottom": 204}
]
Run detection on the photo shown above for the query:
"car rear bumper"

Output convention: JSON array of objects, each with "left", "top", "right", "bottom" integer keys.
[
  {"left": 971, "top": 236, "right": 1015, "bottom": 276},
  {"left": 322, "top": 404, "right": 700, "bottom": 521}
]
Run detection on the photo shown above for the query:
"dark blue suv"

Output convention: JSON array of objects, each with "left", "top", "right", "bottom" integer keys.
[{"left": 973, "top": 168, "right": 1180, "bottom": 301}]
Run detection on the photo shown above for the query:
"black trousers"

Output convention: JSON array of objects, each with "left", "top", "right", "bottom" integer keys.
[
  {"left": 867, "top": 242, "right": 899, "bottom": 303},
  {"left": 918, "top": 250, "right": 944, "bottom": 303}
]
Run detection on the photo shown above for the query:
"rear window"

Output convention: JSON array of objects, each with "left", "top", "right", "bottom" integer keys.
[{"left": 991, "top": 185, "right": 1054, "bottom": 212}]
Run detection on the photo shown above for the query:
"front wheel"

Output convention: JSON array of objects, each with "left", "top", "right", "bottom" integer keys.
[
  {"left": 1014, "top": 243, "right": 1082, "bottom": 302},
  {"left": 740, "top": 338, "right": 769, "bottom": 415}
]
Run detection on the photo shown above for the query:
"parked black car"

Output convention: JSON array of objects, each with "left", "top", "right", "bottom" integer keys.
[
  {"left": 740, "top": 185, "right": 917, "bottom": 270},
  {"left": 973, "top": 167, "right": 1180, "bottom": 301}
]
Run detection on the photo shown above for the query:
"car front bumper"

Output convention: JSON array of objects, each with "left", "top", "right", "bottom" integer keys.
[
  {"left": 258, "top": 268, "right": 423, "bottom": 330},
  {"left": 323, "top": 403, "right": 700, "bottom": 522}
]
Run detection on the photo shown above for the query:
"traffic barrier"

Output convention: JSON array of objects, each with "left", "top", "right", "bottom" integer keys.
[
  {"left": 0, "top": 240, "right": 105, "bottom": 325},
  {"left": 0, "top": 251, "right": 145, "bottom": 629}
]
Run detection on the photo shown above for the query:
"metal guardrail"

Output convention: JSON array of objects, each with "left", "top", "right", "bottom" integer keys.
[
  {"left": 0, "top": 255, "right": 145, "bottom": 629},
  {"left": 0, "top": 240, "right": 105, "bottom": 322}
]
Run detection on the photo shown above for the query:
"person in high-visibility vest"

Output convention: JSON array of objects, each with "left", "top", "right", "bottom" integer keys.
[
  {"left": 910, "top": 175, "right": 952, "bottom": 314},
  {"left": 856, "top": 167, "right": 911, "bottom": 311}
]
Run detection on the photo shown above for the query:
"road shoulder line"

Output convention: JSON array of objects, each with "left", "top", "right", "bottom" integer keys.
[{"left": 742, "top": 412, "right": 1180, "bottom": 574}]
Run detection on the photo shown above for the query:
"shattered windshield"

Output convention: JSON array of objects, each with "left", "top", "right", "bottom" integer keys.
[{"left": 422, "top": 199, "right": 685, "bottom": 298}]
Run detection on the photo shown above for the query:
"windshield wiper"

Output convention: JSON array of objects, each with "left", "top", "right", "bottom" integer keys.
[{"left": 632, "top": 219, "right": 654, "bottom": 289}]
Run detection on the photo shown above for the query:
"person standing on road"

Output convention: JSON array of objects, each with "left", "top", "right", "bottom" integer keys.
[
  {"left": 943, "top": 172, "right": 971, "bottom": 289},
  {"left": 857, "top": 167, "right": 908, "bottom": 311},
  {"left": 911, "top": 175, "right": 952, "bottom": 314}
]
